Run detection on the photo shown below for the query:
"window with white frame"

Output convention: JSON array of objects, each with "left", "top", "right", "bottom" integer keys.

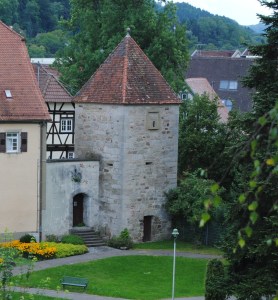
[
  {"left": 219, "top": 80, "right": 238, "bottom": 91},
  {"left": 60, "top": 118, "right": 73, "bottom": 133},
  {"left": 6, "top": 132, "right": 19, "bottom": 153}
]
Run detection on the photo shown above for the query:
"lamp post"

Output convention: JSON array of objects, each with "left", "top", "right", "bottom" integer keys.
[{"left": 171, "top": 228, "right": 179, "bottom": 300}]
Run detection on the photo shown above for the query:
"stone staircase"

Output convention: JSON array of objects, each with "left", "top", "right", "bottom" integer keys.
[{"left": 70, "top": 227, "right": 106, "bottom": 247}]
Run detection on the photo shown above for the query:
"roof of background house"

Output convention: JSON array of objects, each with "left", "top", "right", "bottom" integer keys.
[
  {"left": 186, "top": 55, "right": 254, "bottom": 112},
  {"left": 75, "top": 32, "right": 180, "bottom": 105},
  {"left": 31, "top": 58, "right": 55, "bottom": 65},
  {"left": 191, "top": 49, "right": 242, "bottom": 58},
  {"left": 0, "top": 21, "right": 50, "bottom": 121},
  {"left": 185, "top": 77, "right": 229, "bottom": 123},
  {"left": 33, "top": 63, "right": 72, "bottom": 103}
]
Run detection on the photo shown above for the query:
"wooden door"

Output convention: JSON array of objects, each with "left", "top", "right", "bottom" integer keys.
[
  {"left": 143, "top": 216, "right": 152, "bottom": 242},
  {"left": 73, "top": 194, "right": 83, "bottom": 226}
]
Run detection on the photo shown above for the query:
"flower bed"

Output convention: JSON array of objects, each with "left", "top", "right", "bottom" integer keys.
[
  {"left": 0, "top": 240, "right": 56, "bottom": 260},
  {"left": 0, "top": 240, "right": 88, "bottom": 260}
]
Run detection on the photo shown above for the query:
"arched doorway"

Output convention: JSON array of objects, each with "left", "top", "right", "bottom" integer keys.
[{"left": 73, "top": 194, "right": 84, "bottom": 226}]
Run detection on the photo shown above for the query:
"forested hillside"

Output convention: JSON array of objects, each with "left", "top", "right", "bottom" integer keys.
[
  {"left": 0, "top": 0, "right": 264, "bottom": 58},
  {"left": 175, "top": 2, "right": 265, "bottom": 50}
]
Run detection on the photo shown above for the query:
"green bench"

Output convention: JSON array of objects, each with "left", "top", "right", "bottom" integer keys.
[{"left": 60, "top": 276, "right": 89, "bottom": 290}]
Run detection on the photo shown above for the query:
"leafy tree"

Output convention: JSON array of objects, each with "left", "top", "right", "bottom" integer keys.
[
  {"left": 55, "top": 0, "right": 188, "bottom": 93},
  {"left": 178, "top": 94, "right": 227, "bottom": 181},
  {"left": 28, "top": 43, "right": 46, "bottom": 57},
  {"left": 29, "top": 29, "right": 68, "bottom": 57},
  {"left": 165, "top": 172, "right": 224, "bottom": 244},
  {"left": 202, "top": 1, "right": 278, "bottom": 298},
  {"left": 0, "top": 0, "right": 19, "bottom": 25}
]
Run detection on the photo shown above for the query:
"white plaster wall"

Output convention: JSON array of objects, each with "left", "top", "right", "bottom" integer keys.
[
  {"left": 0, "top": 123, "right": 41, "bottom": 233},
  {"left": 42, "top": 160, "right": 99, "bottom": 237}
]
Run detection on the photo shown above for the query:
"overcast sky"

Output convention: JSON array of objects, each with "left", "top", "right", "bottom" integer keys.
[{"left": 172, "top": 0, "right": 271, "bottom": 26}]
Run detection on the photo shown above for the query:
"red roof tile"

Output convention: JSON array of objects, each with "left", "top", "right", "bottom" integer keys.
[
  {"left": 0, "top": 21, "right": 50, "bottom": 121},
  {"left": 186, "top": 77, "right": 229, "bottom": 123},
  {"left": 75, "top": 34, "right": 180, "bottom": 105},
  {"left": 33, "top": 64, "right": 72, "bottom": 103}
]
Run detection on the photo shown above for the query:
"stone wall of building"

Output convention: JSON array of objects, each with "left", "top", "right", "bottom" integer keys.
[
  {"left": 75, "top": 103, "right": 179, "bottom": 241},
  {"left": 42, "top": 160, "right": 99, "bottom": 238}
]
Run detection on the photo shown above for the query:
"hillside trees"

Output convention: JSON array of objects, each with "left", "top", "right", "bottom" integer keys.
[{"left": 55, "top": 0, "right": 188, "bottom": 93}]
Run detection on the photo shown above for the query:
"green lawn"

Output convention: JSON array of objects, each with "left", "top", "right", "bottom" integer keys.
[
  {"left": 134, "top": 240, "right": 223, "bottom": 255},
  {"left": 14, "top": 255, "right": 209, "bottom": 299}
]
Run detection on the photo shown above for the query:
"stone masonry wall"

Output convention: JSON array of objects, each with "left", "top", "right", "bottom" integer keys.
[{"left": 75, "top": 103, "right": 179, "bottom": 241}]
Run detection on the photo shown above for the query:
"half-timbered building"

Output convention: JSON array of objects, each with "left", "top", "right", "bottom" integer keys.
[{"left": 33, "top": 63, "right": 75, "bottom": 159}]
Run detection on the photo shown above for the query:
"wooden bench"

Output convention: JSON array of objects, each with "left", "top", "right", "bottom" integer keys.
[{"left": 60, "top": 276, "right": 89, "bottom": 290}]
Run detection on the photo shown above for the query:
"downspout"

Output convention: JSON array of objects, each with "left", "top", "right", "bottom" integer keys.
[{"left": 39, "top": 121, "right": 47, "bottom": 242}]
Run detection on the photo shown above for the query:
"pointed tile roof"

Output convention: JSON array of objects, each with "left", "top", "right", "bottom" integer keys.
[
  {"left": 0, "top": 21, "right": 50, "bottom": 121},
  {"left": 75, "top": 33, "right": 180, "bottom": 105},
  {"left": 33, "top": 63, "right": 72, "bottom": 103}
]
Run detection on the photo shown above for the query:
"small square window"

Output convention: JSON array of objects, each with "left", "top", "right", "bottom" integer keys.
[
  {"left": 68, "top": 152, "right": 75, "bottom": 159},
  {"left": 6, "top": 132, "right": 19, "bottom": 153},
  {"left": 219, "top": 80, "right": 229, "bottom": 90},
  {"left": 229, "top": 81, "right": 238, "bottom": 90},
  {"left": 61, "top": 119, "right": 73, "bottom": 133}
]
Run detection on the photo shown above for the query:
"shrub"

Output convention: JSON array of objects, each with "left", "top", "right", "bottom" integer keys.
[
  {"left": 45, "top": 234, "right": 59, "bottom": 243},
  {"left": 19, "top": 234, "right": 36, "bottom": 243},
  {"left": 108, "top": 228, "right": 133, "bottom": 250},
  {"left": 61, "top": 234, "right": 84, "bottom": 245},
  {"left": 44, "top": 242, "right": 88, "bottom": 258},
  {"left": 205, "top": 259, "right": 226, "bottom": 300}
]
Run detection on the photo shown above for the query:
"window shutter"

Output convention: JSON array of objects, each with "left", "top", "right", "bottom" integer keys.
[
  {"left": 21, "top": 132, "right": 27, "bottom": 152},
  {"left": 0, "top": 133, "right": 5, "bottom": 152}
]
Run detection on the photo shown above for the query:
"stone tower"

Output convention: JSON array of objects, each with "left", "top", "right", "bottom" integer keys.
[{"left": 74, "top": 33, "right": 180, "bottom": 242}]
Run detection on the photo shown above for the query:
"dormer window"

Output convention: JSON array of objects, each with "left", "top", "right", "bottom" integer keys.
[{"left": 5, "top": 90, "right": 12, "bottom": 98}]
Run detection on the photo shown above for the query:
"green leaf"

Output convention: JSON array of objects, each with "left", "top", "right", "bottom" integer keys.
[
  {"left": 200, "top": 212, "right": 211, "bottom": 227},
  {"left": 250, "top": 211, "right": 259, "bottom": 224},
  {"left": 210, "top": 183, "right": 219, "bottom": 193},
  {"left": 204, "top": 199, "right": 212, "bottom": 210},
  {"left": 238, "top": 238, "right": 245, "bottom": 248},
  {"left": 266, "top": 239, "right": 272, "bottom": 246},
  {"left": 251, "top": 140, "right": 257, "bottom": 151},
  {"left": 248, "top": 201, "right": 258, "bottom": 211},
  {"left": 213, "top": 195, "right": 222, "bottom": 206},
  {"left": 245, "top": 226, "right": 253, "bottom": 238},
  {"left": 249, "top": 181, "right": 257, "bottom": 188},
  {"left": 254, "top": 160, "right": 260, "bottom": 168},
  {"left": 238, "top": 194, "right": 246, "bottom": 203},
  {"left": 258, "top": 116, "right": 267, "bottom": 126},
  {"left": 275, "top": 239, "right": 278, "bottom": 247},
  {"left": 266, "top": 158, "right": 275, "bottom": 166}
]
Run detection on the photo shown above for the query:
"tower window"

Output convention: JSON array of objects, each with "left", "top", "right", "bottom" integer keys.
[{"left": 146, "top": 111, "right": 160, "bottom": 130}]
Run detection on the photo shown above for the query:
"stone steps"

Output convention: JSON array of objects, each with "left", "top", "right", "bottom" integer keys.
[{"left": 70, "top": 228, "right": 106, "bottom": 247}]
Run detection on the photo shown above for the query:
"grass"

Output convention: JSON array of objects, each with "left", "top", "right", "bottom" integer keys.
[
  {"left": 13, "top": 255, "right": 209, "bottom": 300},
  {"left": 133, "top": 240, "right": 223, "bottom": 255}
]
